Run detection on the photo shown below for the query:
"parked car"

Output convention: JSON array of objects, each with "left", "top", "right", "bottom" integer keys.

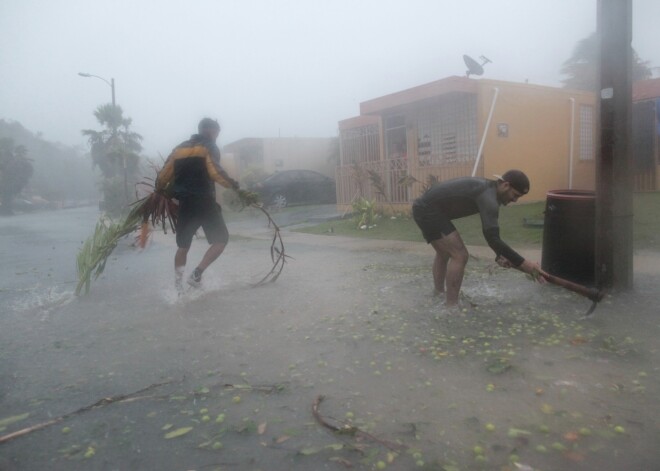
[{"left": 251, "top": 169, "right": 337, "bottom": 209}]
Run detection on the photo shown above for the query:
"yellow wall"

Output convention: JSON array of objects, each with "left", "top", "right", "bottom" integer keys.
[{"left": 476, "top": 80, "right": 596, "bottom": 202}]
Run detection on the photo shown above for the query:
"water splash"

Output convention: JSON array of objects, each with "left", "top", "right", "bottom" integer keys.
[
  {"left": 160, "top": 273, "right": 232, "bottom": 306},
  {"left": 11, "top": 284, "right": 76, "bottom": 319}
]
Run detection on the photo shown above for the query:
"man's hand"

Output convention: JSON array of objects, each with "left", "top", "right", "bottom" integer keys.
[
  {"left": 518, "top": 259, "right": 546, "bottom": 284},
  {"left": 235, "top": 189, "right": 261, "bottom": 207},
  {"left": 495, "top": 255, "right": 512, "bottom": 268}
]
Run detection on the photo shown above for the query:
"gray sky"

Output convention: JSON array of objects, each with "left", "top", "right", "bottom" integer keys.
[{"left": 1, "top": 0, "right": 658, "bottom": 157}]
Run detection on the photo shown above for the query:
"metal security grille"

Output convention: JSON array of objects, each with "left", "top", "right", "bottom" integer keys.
[
  {"left": 579, "top": 104, "right": 595, "bottom": 161},
  {"left": 340, "top": 124, "right": 381, "bottom": 164},
  {"left": 416, "top": 93, "right": 478, "bottom": 165}
]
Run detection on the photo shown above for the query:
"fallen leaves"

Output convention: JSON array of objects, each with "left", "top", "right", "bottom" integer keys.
[
  {"left": 486, "top": 357, "right": 512, "bottom": 374},
  {"left": 0, "top": 413, "right": 30, "bottom": 430},
  {"left": 164, "top": 426, "right": 193, "bottom": 439},
  {"left": 570, "top": 335, "right": 588, "bottom": 345}
]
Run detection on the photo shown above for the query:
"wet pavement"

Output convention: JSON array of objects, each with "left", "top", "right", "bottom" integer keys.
[{"left": 1, "top": 206, "right": 659, "bottom": 471}]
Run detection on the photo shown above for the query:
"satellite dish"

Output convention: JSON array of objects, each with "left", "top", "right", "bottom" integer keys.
[{"left": 463, "top": 54, "right": 492, "bottom": 78}]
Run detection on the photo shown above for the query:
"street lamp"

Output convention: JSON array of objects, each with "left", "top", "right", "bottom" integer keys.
[
  {"left": 78, "top": 72, "right": 115, "bottom": 107},
  {"left": 78, "top": 72, "right": 128, "bottom": 205}
]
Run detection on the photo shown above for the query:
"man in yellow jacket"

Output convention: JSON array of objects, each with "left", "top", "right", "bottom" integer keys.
[{"left": 157, "top": 118, "right": 240, "bottom": 293}]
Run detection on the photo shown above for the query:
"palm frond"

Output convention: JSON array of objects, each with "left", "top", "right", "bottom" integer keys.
[
  {"left": 75, "top": 212, "right": 141, "bottom": 295},
  {"left": 75, "top": 180, "right": 287, "bottom": 294}
]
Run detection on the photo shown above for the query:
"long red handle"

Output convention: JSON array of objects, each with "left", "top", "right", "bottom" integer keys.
[{"left": 540, "top": 271, "right": 604, "bottom": 302}]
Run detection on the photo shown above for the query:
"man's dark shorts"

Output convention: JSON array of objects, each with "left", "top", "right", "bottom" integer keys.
[
  {"left": 412, "top": 203, "right": 457, "bottom": 243},
  {"left": 176, "top": 196, "right": 229, "bottom": 248}
]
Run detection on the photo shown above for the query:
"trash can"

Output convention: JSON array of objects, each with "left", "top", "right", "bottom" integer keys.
[{"left": 541, "top": 190, "right": 595, "bottom": 285}]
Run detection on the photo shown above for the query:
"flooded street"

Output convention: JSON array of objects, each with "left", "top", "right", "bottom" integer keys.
[{"left": 1, "top": 207, "right": 659, "bottom": 470}]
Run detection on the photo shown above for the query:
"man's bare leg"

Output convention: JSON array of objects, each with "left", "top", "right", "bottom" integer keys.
[
  {"left": 433, "top": 250, "right": 449, "bottom": 294},
  {"left": 195, "top": 242, "right": 226, "bottom": 274},
  {"left": 430, "top": 232, "right": 469, "bottom": 307},
  {"left": 174, "top": 247, "right": 189, "bottom": 291},
  {"left": 186, "top": 243, "right": 227, "bottom": 288}
]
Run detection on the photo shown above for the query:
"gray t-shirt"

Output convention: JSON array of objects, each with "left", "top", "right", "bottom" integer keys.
[{"left": 414, "top": 177, "right": 524, "bottom": 266}]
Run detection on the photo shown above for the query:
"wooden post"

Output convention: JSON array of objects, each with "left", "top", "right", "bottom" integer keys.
[{"left": 596, "top": 0, "right": 634, "bottom": 290}]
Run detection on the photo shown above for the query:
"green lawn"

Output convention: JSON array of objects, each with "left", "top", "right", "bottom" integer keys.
[{"left": 295, "top": 192, "right": 660, "bottom": 251}]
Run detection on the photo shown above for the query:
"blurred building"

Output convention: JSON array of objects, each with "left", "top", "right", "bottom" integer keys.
[
  {"left": 336, "top": 75, "right": 598, "bottom": 213},
  {"left": 223, "top": 137, "right": 337, "bottom": 180}
]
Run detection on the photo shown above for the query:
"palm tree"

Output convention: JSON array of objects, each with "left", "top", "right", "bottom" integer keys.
[
  {"left": 561, "top": 32, "right": 652, "bottom": 90},
  {"left": 82, "top": 104, "right": 142, "bottom": 178},
  {"left": 82, "top": 104, "right": 142, "bottom": 214},
  {"left": 0, "top": 138, "right": 34, "bottom": 215}
]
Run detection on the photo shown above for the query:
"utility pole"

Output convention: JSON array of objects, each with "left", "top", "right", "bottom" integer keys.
[
  {"left": 110, "top": 78, "right": 116, "bottom": 108},
  {"left": 595, "top": 0, "right": 634, "bottom": 290}
]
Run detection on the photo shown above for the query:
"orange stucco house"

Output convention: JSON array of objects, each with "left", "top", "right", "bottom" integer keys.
[{"left": 336, "top": 76, "right": 598, "bottom": 212}]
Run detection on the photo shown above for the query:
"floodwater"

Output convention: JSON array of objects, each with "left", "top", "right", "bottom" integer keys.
[{"left": 1, "top": 207, "right": 659, "bottom": 470}]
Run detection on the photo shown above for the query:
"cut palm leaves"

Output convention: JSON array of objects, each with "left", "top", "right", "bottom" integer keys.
[
  {"left": 75, "top": 188, "right": 176, "bottom": 296},
  {"left": 75, "top": 212, "right": 140, "bottom": 296},
  {"left": 76, "top": 185, "right": 286, "bottom": 295}
]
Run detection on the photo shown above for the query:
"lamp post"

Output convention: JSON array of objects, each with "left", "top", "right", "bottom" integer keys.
[
  {"left": 78, "top": 72, "right": 115, "bottom": 107},
  {"left": 78, "top": 72, "right": 128, "bottom": 206}
]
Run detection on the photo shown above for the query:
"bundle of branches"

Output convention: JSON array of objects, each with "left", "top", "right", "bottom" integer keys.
[
  {"left": 233, "top": 189, "right": 289, "bottom": 285},
  {"left": 75, "top": 183, "right": 286, "bottom": 296},
  {"left": 75, "top": 185, "right": 176, "bottom": 296},
  {"left": 253, "top": 205, "right": 287, "bottom": 284}
]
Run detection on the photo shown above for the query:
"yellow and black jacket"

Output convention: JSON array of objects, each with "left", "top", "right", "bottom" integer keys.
[{"left": 156, "top": 134, "right": 238, "bottom": 198}]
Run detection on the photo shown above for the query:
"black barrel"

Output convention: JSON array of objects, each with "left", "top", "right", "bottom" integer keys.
[{"left": 541, "top": 190, "right": 595, "bottom": 285}]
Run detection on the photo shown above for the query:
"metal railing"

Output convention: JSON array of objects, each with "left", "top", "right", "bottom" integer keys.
[{"left": 336, "top": 158, "right": 478, "bottom": 207}]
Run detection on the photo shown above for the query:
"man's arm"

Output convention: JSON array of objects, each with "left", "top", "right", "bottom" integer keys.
[
  {"left": 484, "top": 228, "right": 544, "bottom": 281},
  {"left": 155, "top": 152, "right": 175, "bottom": 192},
  {"left": 479, "top": 188, "right": 543, "bottom": 281},
  {"left": 483, "top": 227, "right": 525, "bottom": 266},
  {"left": 496, "top": 254, "right": 545, "bottom": 282},
  {"left": 204, "top": 149, "right": 239, "bottom": 190}
]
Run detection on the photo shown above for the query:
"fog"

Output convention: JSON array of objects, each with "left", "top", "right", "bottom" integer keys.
[{"left": 1, "top": 0, "right": 658, "bottom": 156}]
